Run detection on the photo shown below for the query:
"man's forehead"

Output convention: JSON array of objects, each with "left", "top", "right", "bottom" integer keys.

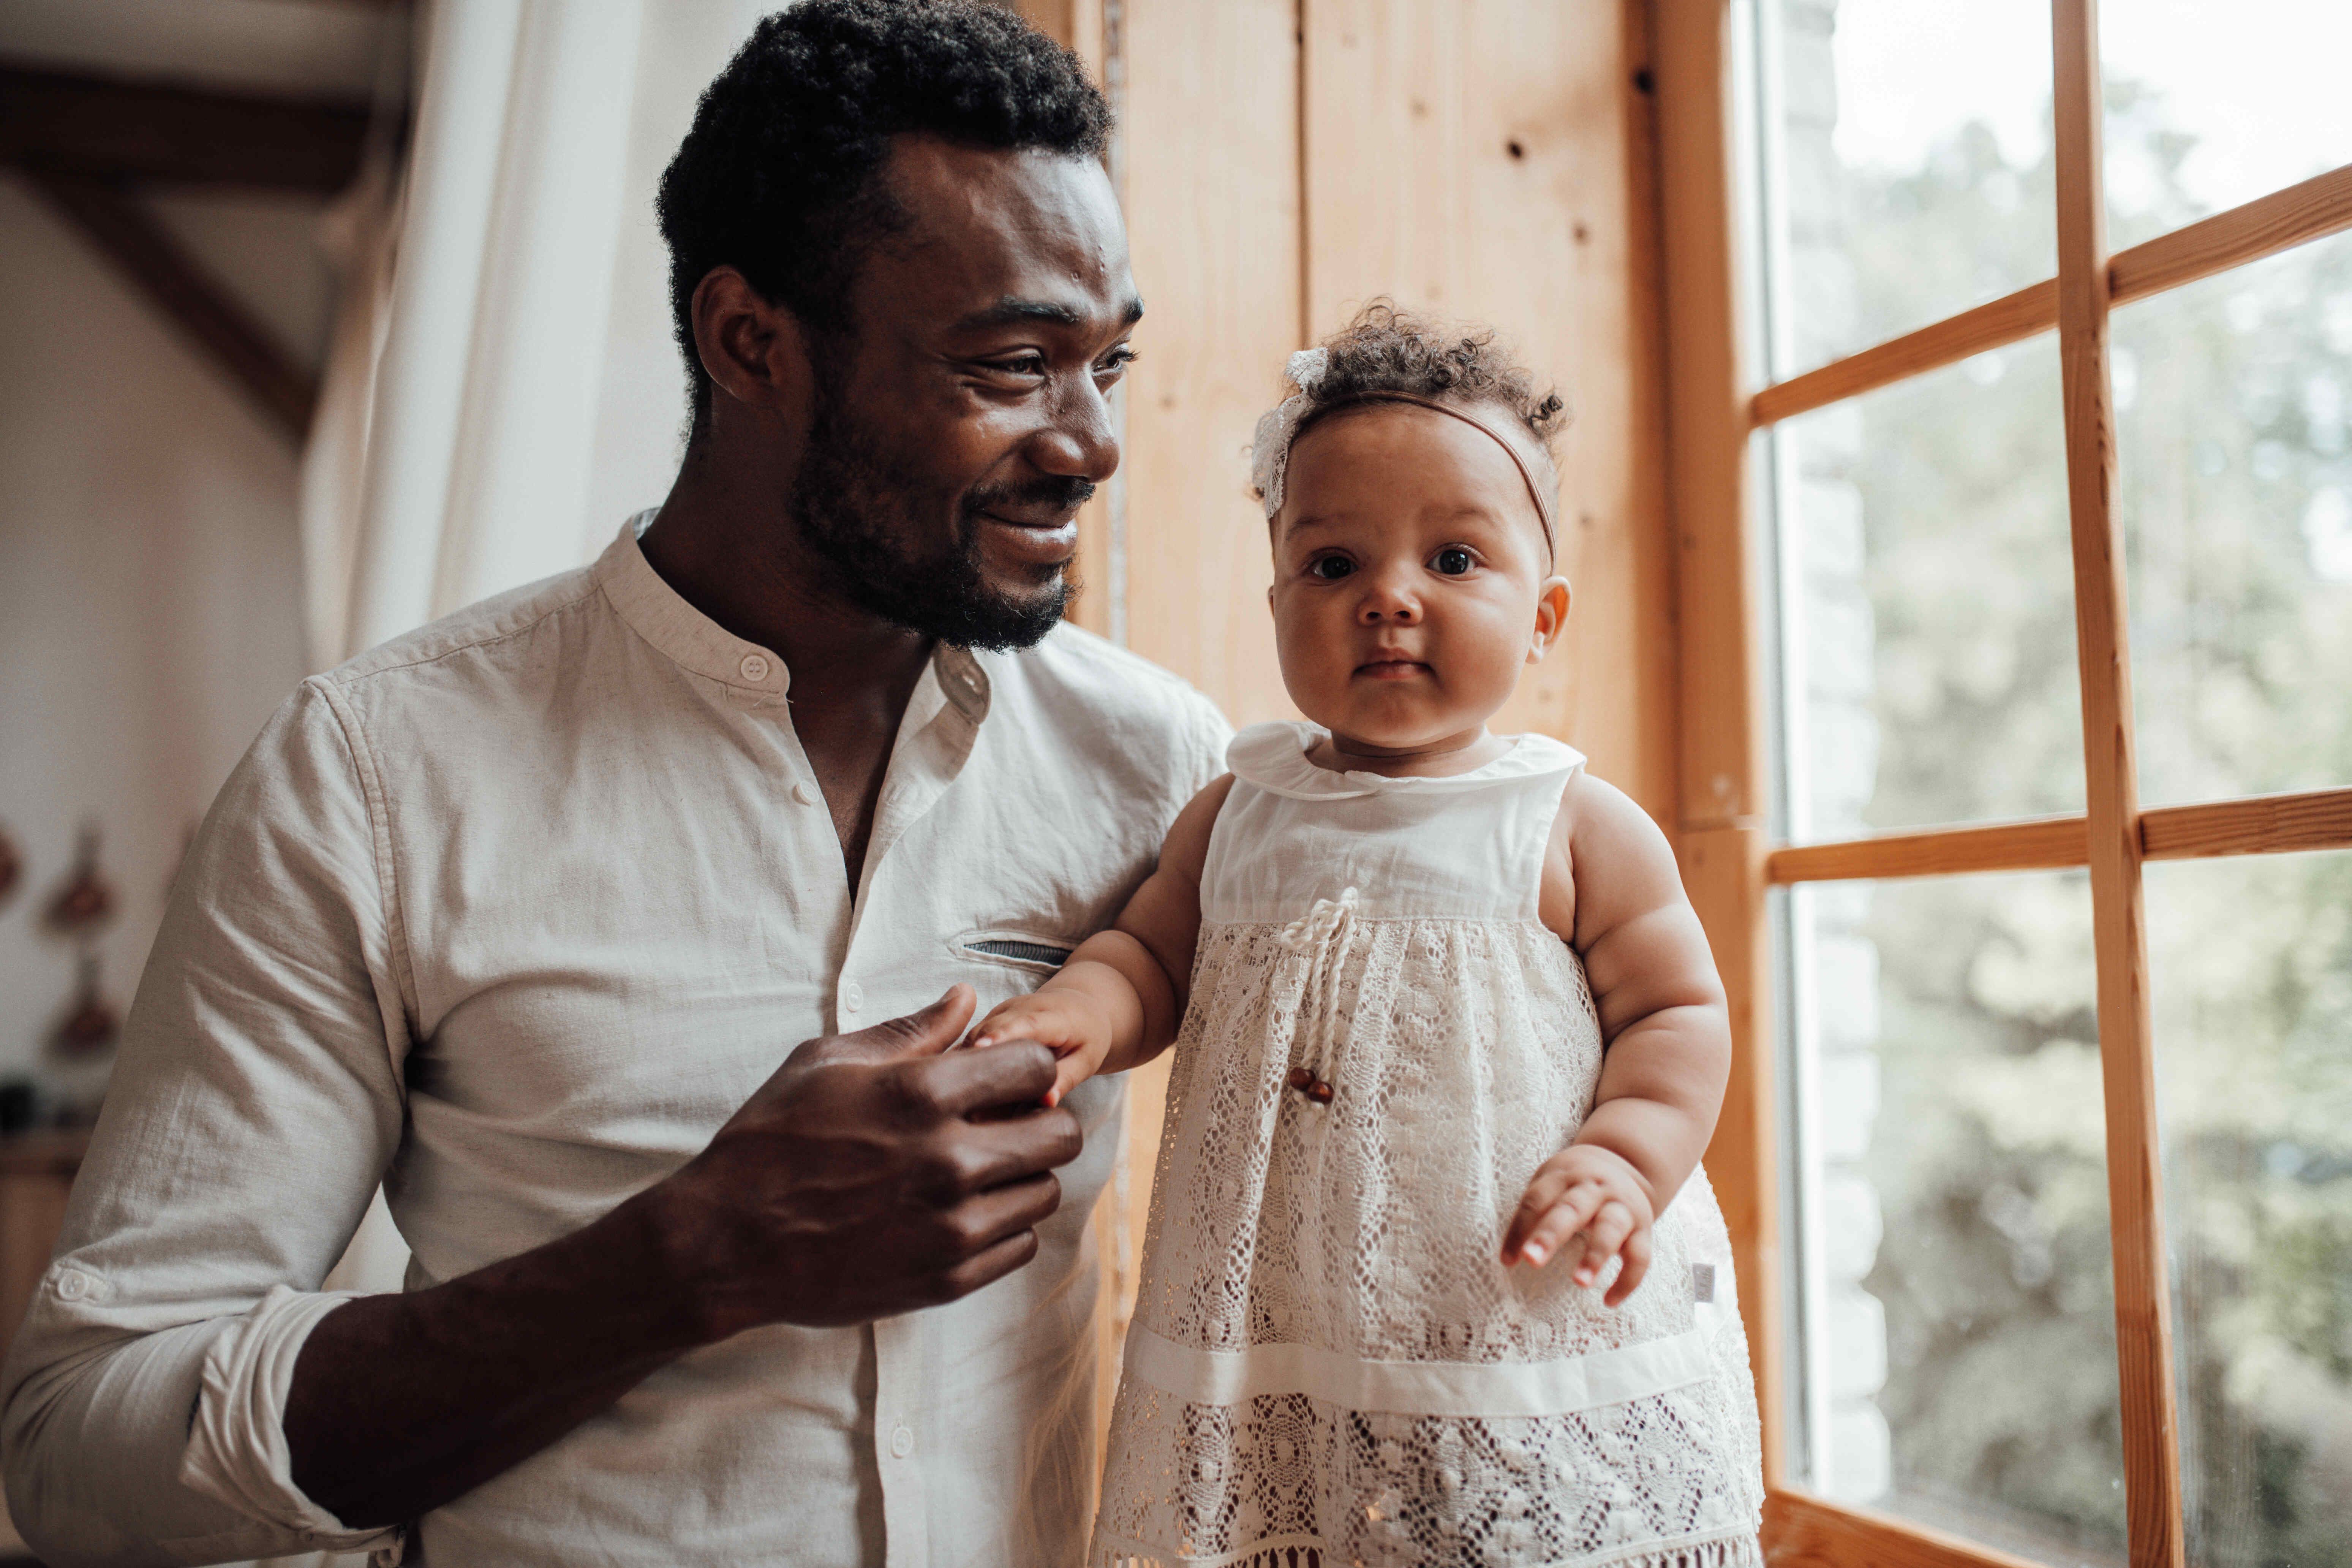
[{"left": 874, "top": 135, "right": 1133, "bottom": 325}]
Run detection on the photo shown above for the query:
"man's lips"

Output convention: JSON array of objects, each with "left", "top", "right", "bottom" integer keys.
[{"left": 976, "top": 510, "right": 1080, "bottom": 565}]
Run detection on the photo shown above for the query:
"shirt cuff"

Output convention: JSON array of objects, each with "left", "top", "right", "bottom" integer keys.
[{"left": 176, "top": 1284, "right": 405, "bottom": 1558}]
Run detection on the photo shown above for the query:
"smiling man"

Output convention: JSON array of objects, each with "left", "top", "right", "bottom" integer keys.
[{"left": 0, "top": 6, "right": 1227, "bottom": 1566}]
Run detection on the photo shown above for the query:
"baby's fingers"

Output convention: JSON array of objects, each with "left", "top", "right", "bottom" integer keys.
[
  {"left": 1571, "top": 1200, "right": 1637, "bottom": 1290},
  {"left": 1512, "top": 1181, "right": 1607, "bottom": 1269},
  {"left": 1602, "top": 1224, "right": 1654, "bottom": 1308}
]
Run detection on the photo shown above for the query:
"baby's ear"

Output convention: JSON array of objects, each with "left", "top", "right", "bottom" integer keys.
[{"left": 1528, "top": 576, "right": 1573, "bottom": 663}]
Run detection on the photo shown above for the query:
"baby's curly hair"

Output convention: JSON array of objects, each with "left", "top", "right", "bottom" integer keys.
[{"left": 1292, "top": 302, "right": 1570, "bottom": 457}]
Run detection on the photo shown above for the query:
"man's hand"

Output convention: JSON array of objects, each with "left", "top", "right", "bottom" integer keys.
[
  {"left": 1500, "top": 1143, "right": 1657, "bottom": 1307},
  {"left": 288, "top": 983, "right": 1083, "bottom": 1527},
  {"left": 658, "top": 983, "right": 1084, "bottom": 1341},
  {"left": 964, "top": 986, "right": 1116, "bottom": 1108}
]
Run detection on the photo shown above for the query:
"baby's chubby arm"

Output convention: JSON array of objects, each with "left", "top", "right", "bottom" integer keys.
[
  {"left": 966, "top": 775, "right": 1236, "bottom": 1105},
  {"left": 1501, "top": 773, "right": 1732, "bottom": 1306}
]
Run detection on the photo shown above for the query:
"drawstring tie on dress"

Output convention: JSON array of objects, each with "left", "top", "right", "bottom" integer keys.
[{"left": 1276, "top": 887, "right": 1359, "bottom": 1105}]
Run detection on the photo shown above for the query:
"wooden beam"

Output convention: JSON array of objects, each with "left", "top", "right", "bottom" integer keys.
[
  {"left": 1751, "top": 279, "right": 2057, "bottom": 427},
  {"left": 1750, "top": 160, "right": 2352, "bottom": 428},
  {"left": 22, "top": 169, "right": 316, "bottom": 439},
  {"left": 2051, "top": 2, "right": 2184, "bottom": 1562},
  {"left": 0, "top": 63, "right": 371, "bottom": 194},
  {"left": 1763, "top": 1491, "right": 2053, "bottom": 1568},
  {"left": 1766, "top": 814, "right": 2089, "bottom": 885},
  {"left": 2141, "top": 786, "right": 2352, "bottom": 862},
  {"left": 2110, "top": 161, "right": 2352, "bottom": 306},
  {"left": 1653, "top": 0, "right": 1785, "bottom": 1493}
]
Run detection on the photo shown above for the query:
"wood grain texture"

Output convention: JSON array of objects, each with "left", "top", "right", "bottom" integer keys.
[
  {"left": 1747, "top": 161, "right": 2352, "bottom": 431},
  {"left": 2141, "top": 786, "right": 2352, "bottom": 861},
  {"left": 1653, "top": 0, "right": 1782, "bottom": 1490},
  {"left": 1750, "top": 279, "right": 2057, "bottom": 427},
  {"left": 2051, "top": 2, "right": 2185, "bottom": 1562},
  {"left": 2110, "top": 161, "right": 2352, "bottom": 306},
  {"left": 1300, "top": 0, "right": 1677, "bottom": 818},
  {"left": 1117, "top": 0, "right": 1301, "bottom": 726},
  {"left": 21, "top": 168, "right": 317, "bottom": 438},
  {"left": 0, "top": 65, "right": 372, "bottom": 194},
  {"left": 1766, "top": 814, "right": 2090, "bottom": 884},
  {"left": 1763, "top": 1491, "right": 2052, "bottom": 1568}
]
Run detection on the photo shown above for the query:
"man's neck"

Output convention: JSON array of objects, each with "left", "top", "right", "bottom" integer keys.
[{"left": 637, "top": 456, "right": 935, "bottom": 707}]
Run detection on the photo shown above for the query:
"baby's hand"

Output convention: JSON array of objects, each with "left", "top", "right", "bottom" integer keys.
[
  {"left": 1501, "top": 1144, "right": 1657, "bottom": 1307},
  {"left": 963, "top": 990, "right": 1114, "bottom": 1108}
]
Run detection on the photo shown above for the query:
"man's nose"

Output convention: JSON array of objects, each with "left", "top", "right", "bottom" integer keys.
[{"left": 1028, "top": 376, "right": 1120, "bottom": 484}]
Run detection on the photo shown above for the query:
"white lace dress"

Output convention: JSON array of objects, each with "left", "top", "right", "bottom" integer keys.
[{"left": 1092, "top": 722, "right": 1765, "bottom": 1568}]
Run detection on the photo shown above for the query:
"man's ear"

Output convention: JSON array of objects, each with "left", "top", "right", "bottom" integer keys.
[
  {"left": 1528, "top": 576, "right": 1572, "bottom": 664},
  {"left": 691, "top": 266, "right": 813, "bottom": 424}
]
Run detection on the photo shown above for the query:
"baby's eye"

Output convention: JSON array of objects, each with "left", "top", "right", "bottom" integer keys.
[
  {"left": 1431, "top": 547, "right": 1475, "bottom": 576},
  {"left": 1307, "top": 555, "right": 1356, "bottom": 581}
]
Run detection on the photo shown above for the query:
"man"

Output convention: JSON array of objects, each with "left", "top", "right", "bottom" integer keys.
[{"left": 0, "top": 5, "right": 1227, "bottom": 1564}]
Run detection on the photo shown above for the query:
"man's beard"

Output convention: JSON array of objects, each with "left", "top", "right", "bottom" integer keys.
[{"left": 787, "top": 389, "right": 1086, "bottom": 652}]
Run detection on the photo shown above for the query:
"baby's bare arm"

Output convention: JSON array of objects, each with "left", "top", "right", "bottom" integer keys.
[
  {"left": 970, "top": 775, "right": 1232, "bottom": 1094},
  {"left": 1546, "top": 773, "right": 1731, "bottom": 1209}
]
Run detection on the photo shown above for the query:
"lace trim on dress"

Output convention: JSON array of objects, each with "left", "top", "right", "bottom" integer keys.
[
  {"left": 1094, "top": 1524, "right": 1765, "bottom": 1568},
  {"left": 1225, "top": 721, "right": 1584, "bottom": 802},
  {"left": 1124, "top": 1307, "right": 1730, "bottom": 1418}
]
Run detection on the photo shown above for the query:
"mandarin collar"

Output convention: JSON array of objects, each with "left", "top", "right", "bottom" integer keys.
[{"left": 593, "top": 515, "right": 992, "bottom": 722}]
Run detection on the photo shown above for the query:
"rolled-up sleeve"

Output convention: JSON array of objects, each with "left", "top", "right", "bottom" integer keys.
[{"left": 2, "top": 679, "right": 411, "bottom": 1566}]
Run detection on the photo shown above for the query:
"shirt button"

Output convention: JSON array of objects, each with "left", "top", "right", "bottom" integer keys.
[
  {"left": 843, "top": 982, "right": 865, "bottom": 1014},
  {"left": 890, "top": 1424, "right": 914, "bottom": 1459},
  {"left": 55, "top": 1269, "right": 88, "bottom": 1301},
  {"left": 738, "top": 652, "right": 771, "bottom": 683},
  {"left": 792, "top": 781, "right": 818, "bottom": 807}
]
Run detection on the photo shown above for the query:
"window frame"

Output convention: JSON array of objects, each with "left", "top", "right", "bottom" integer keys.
[{"left": 1653, "top": 1, "right": 2352, "bottom": 1565}]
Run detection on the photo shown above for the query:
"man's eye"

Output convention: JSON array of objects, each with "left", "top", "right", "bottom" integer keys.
[
  {"left": 1432, "top": 547, "right": 1474, "bottom": 575},
  {"left": 1095, "top": 347, "right": 1138, "bottom": 378},
  {"left": 985, "top": 354, "right": 1049, "bottom": 378},
  {"left": 1308, "top": 556, "right": 1355, "bottom": 581}
]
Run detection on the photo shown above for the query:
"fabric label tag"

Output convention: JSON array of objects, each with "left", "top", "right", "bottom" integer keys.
[{"left": 1692, "top": 1263, "right": 1715, "bottom": 1304}]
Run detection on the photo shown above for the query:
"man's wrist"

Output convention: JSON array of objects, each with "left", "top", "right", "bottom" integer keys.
[{"left": 599, "top": 1171, "right": 739, "bottom": 1352}]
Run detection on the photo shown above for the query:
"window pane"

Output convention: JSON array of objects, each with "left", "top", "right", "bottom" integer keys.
[
  {"left": 1785, "top": 872, "right": 2124, "bottom": 1561},
  {"left": 2148, "top": 852, "right": 2352, "bottom": 1566},
  {"left": 2114, "top": 231, "right": 2352, "bottom": 806},
  {"left": 1770, "top": 0, "right": 2055, "bottom": 375},
  {"left": 2103, "top": 1, "right": 2352, "bottom": 250},
  {"left": 1776, "top": 346, "right": 2082, "bottom": 840}
]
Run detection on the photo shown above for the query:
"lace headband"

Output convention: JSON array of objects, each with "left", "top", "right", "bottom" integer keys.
[{"left": 1249, "top": 347, "right": 1557, "bottom": 558}]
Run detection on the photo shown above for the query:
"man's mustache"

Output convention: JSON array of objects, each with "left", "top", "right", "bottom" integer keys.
[{"left": 963, "top": 476, "right": 1097, "bottom": 520}]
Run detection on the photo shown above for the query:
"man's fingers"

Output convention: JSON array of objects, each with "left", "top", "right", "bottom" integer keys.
[
  {"left": 920, "top": 1038, "right": 1061, "bottom": 1120},
  {"left": 936, "top": 1225, "right": 1042, "bottom": 1303},
  {"left": 942, "top": 1169, "right": 1064, "bottom": 1259},
  {"left": 839, "top": 985, "right": 977, "bottom": 1062},
  {"left": 925, "top": 1110, "right": 1085, "bottom": 1198}
]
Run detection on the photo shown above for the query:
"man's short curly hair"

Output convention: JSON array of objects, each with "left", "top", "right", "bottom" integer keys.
[
  {"left": 1291, "top": 301, "right": 1570, "bottom": 459},
  {"left": 656, "top": 1, "right": 1110, "bottom": 434}
]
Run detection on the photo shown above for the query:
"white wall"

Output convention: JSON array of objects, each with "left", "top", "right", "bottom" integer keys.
[{"left": 0, "top": 176, "right": 313, "bottom": 1108}]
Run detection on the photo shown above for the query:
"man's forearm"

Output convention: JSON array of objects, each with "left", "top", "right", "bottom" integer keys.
[{"left": 285, "top": 1182, "right": 704, "bottom": 1528}]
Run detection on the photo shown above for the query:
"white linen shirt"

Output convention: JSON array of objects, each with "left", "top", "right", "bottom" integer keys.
[{"left": 0, "top": 520, "right": 1229, "bottom": 1568}]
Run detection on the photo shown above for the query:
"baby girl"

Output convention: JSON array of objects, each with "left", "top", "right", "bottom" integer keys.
[{"left": 973, "top": 306, "right": 1765, "bottom": 1566}]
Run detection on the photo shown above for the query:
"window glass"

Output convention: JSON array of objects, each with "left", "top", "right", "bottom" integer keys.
[
  {"left": 1784, "top": 871, "right": 2124, "bottom": 1561},
  {"left": 2147, "top": 852, "right": 2352, "bottom": 1566},
  {"left": 2103, "top": 0, "right": 2352, "bottom": 251},
  {"left": 1769, "top": 0, "right": 2055, "bottom": 375},
  {"left": 2114, "top": 232, "right": 2352, "bottom": 806},
  {"left": 1775, "top": 345, "right": 2081, "bottom": 840}
]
